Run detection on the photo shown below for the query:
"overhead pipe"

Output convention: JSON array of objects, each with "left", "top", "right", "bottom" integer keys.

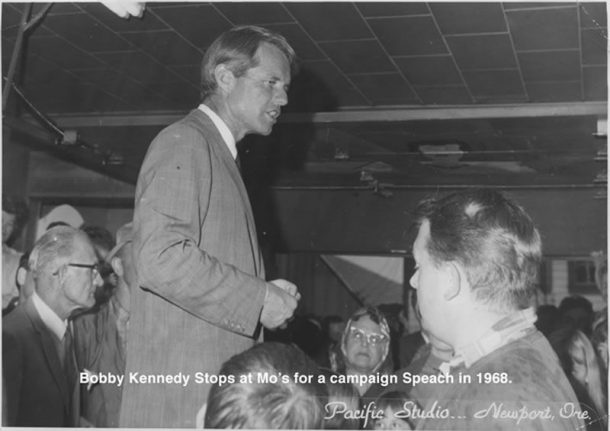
[{"left": 2, "top": 3, "right": 53, "bottom": 112}]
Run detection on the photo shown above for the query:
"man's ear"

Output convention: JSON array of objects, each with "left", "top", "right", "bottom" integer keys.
[
  {"left": 442, "top": 261, "right": 464, "bottom": 301},
  {"left": 16, "top": 267, "right": 27, "bottom": 287},
  {"left": 110, "top": 256, "right": 124, "bottom": 278},
  {"left": 214, "top": 64, "right": 236, "bottom": 94}
]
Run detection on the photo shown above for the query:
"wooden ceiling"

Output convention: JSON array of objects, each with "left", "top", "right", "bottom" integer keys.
[{"left": 2, "top": 2, "right": 608, "bottom": 189}]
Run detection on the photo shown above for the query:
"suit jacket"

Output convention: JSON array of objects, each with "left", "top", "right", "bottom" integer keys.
[
  {"left": 120, "top": 109, "right": 268, "bottom": 427},
  {"left": 73, "top": 294, "right": 128, "bottom": 427},
  {"left": 2, "top": 297, "right": 78, "bottom": 427}
]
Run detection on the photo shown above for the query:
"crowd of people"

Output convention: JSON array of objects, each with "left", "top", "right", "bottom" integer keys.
[{"left": 2, "top": 24, "right": 608, "bottom": 431}]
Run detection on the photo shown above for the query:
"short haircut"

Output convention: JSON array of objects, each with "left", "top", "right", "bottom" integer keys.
[
  {"left": 29, "top": 226, "right": 83, "bottom": 277},
  {"left": 319, "top": 368, "right": 361, "bottom": 429},
  {"left": 375, "top": 390, "right": 410, "bottom": 411},
  {"left": 558, "top": 295, "right": 594, "bottom": 316},
  {"left": 414, "top": 189, "right": 542, "bottom": 312},
  {"left": 205, "top": 342, "right": 326, "bottom": 429},
  {"left": 200, "top": 25, "right": 297, "bottom": 101},
  {"left": 322, "top": 315, "right": 345, "bottom": 336}
]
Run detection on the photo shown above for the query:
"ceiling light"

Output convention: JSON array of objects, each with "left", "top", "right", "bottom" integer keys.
[
  {"left": 101, "top": 0, "right": 145, "bottom": 19},
  {"left": 418, "top": 143, "right": 464, "bottom": 163},
  {"left": 594, "top": 118, "right": 607, "bottom": 138}
]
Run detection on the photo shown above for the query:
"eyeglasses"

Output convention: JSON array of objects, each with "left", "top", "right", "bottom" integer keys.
[
  {"left": 54, "top": 262, "right": 102, "bottom": 278},
  {"left": 348, "top": 326, "right": 388, "bottom": 346}
]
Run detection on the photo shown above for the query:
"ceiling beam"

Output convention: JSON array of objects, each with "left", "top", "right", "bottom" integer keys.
[
  {"left": 48, "top": 102, "right": 608, "bottom": 128},
  {"left": 4, "top": 116, "right": 135, "bottom": 184}
]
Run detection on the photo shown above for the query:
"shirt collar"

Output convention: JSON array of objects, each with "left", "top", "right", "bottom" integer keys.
[
  {"left": 198, "top": 103, "right": 237, "bottom": 159},
  {"left": 439, "top": 307, "right": 537, "bottom": 374},
  {"left": 31, "top": 291, "right": 68, "bottom": 340}
]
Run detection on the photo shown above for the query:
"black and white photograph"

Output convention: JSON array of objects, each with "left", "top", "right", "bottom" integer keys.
[{"left": 1, "top": 1, "right": 608, "bottom": 429}]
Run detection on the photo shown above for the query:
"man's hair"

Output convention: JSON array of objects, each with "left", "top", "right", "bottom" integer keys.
[
  {"left": 29, "top": 226, "right": 83, "bottom": 277},
  {"left": 558, "top": 295, "right": 594, "bottom": 317},
  {"left": 205, "top": 342, "right": 326, "bottom": 429},
  {"left": 319, "top": 368, "right": 361, "bottom": 429},
  {"left": 200, "top": 25, "right": 297, "bottom": 101},
  {"left": 414, "top": 189, "right": 542, "bottom": 312},
  {"left": 80, "top": 224, "right": 115, "bottom": 256}
]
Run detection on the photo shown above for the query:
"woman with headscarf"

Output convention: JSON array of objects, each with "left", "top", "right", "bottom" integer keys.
[{"left": 332, "top": 306, "right": 393, "bottom": 403}]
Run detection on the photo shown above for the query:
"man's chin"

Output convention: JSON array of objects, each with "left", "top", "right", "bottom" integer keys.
[{"left": 258, "top": 126, "right": 273, "bottom": 136}]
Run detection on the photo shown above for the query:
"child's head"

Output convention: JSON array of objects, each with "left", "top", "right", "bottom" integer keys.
[
  {"left": 320, "top": 368, "right": 361, "bottom": 429},
  {"left": 373, "top": 391, "right": 412, "bottom": 430}
]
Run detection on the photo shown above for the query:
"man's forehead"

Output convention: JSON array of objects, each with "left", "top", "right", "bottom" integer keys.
[
  {"left": 72, "top": 234, "right": 97, "bottom": 257},
  {"left": 253, "top": 43, "right": 290, "bottom": 78}
]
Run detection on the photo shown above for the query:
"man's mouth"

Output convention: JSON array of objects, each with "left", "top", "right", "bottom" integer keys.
[{"left": 266, "top": 109, "right": 280, "bottom": 121}]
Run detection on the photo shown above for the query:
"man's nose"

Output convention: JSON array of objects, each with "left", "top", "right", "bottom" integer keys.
[
  {"left": 275, "top": 87, "right": 288, "bottom": 106},
  {"left": 94, "top": 271, "right": 104, "bottom": 287}
]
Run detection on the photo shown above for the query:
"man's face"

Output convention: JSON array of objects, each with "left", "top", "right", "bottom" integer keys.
[
  {"left": 58, "top": 235, "right": 103, "bottom": 312},
  {"left": 410, "top": 220, "right": 453, "bottom": 344},
  {"left": 226, "top": 42, "right": 290, "bottom": 138},
  {"left": 2, "top": 211, "right": 16, "bottom": 243}
]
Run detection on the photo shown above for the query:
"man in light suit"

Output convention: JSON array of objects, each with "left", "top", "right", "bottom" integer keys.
[
  {"left": 120, "top": 26, "right": 300, "bottom": 427},
  {"left": 2, "top": 226, "right": 103, "bottom": 426}
]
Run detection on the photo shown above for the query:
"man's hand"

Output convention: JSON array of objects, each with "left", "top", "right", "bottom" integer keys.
[{"left": 260, "top": 279, "right": 300, "bottom": 330}]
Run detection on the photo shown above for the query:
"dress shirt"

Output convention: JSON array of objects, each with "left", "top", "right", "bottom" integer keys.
[
  {"left": 198, "top": 103, "right": 237, "bottom": 159},
  {"left": 31, "top": 290, "right": 67, "bottom": 340}
]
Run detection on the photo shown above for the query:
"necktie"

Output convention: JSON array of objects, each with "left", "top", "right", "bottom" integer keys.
[{"left": 63, "top": 323, "right": 79, "bottom": 425}]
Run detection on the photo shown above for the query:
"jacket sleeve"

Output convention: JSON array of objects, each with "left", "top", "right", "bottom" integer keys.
[{"left": 133, "top": 126, "right": 267, "bottom": 337}]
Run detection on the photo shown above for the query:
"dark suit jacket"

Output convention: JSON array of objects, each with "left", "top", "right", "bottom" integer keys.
[
  {"left": 2, "top": 297, "right": 78, "bottom": 427},
  {"left": 120, "top": 109, "right": 269, "bottom": 427}
]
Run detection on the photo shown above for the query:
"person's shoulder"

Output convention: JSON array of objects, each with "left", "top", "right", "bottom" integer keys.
[
  {"left": 465, "top": 334, "right": 574, "bottom": 399},
  {"left": 145, "top": 111, "right": 216, "bottom": 156},
  {"left": 482, "top": 329, "right": 553, "bottom": 368},
  {"left": 3, "top": 303, "right": 33, "bottom": 336},
  {"left": 2, "top": 245, "right": 21, "bottom": 258}
]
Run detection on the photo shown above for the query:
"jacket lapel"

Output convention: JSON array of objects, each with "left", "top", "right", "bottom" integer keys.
[
  {"left": 24, "top": 299, "right": 71, "bottom": 416},
  {"left": 186, "top": 110, "right": 262, "bottom": 272}
]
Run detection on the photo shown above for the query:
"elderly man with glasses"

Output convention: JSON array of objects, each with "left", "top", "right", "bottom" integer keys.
[{"left": 2, "top": 225, "right": 102, "bottom": 427}]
